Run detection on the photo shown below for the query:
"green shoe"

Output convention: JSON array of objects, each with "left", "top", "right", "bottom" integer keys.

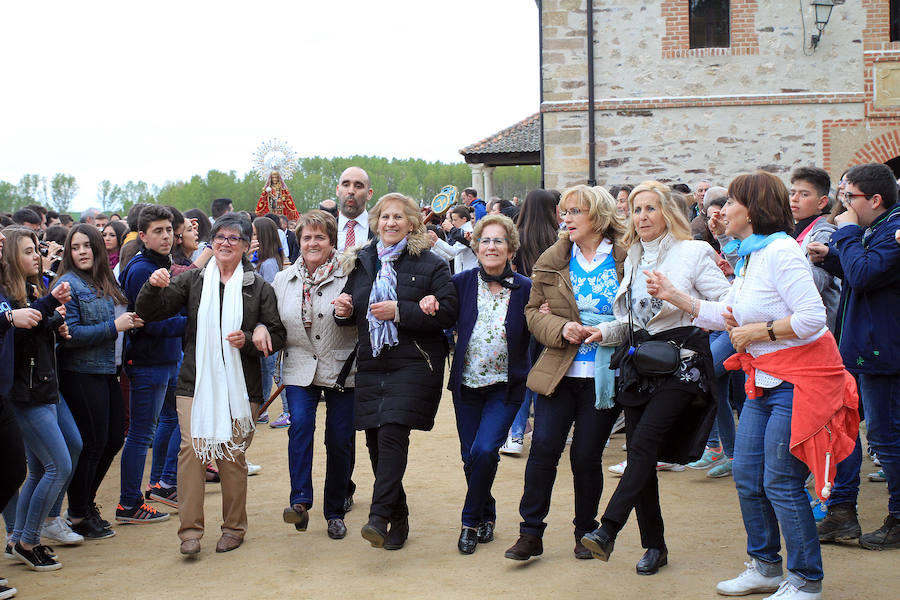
[
  {"left": 687, "top": 447, "right": 724, "bottom": 470},
  {"left": 707, "top": 457, "right": 733, "bottom": 478}
]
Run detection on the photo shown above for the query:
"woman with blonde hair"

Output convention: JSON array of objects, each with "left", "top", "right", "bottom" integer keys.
[
  {"left": 504, "top": 185, "right": 626, "bottom": 561},
  {"left": 580, "top": 181, "right": 730, "bottom": 575},
  {"left": 334, "top": 193, "right": 458, "bottom": 550}
]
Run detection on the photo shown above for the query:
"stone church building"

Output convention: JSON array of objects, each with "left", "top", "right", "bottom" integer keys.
[{"left": 465, "top": 1, "right": 900, "bottom": 193}]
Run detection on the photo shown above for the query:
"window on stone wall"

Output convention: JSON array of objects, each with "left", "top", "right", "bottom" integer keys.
[
  {"left": 892, "top": 0, "right": 900, "bottom": 42},
  {"left": 689, "top": 0, "right": 730, "bottom": 48}
]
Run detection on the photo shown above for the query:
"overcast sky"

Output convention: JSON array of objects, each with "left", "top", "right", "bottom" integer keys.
[{"left": 0, "top": 1, "right": 539, "bottom": 210}]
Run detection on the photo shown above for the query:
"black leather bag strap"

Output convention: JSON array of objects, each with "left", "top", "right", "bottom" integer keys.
[{"left": 334, "top": 343, "right": 358, "bottom": 393}]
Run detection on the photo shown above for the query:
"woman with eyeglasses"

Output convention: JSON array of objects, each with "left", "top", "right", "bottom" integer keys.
[
  {"left": 503, "top": 185, "right": 626, "bottom": 562},
  {"left": 135, "top": 213, "right": 286, "bottom": 555},
  {"left": 419, "top": 214, "right": 531, "bottom": 554}
]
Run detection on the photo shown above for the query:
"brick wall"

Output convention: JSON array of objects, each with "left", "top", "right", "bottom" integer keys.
[{"left": 660, "top": 0, "right": 759, "bottom": 59}]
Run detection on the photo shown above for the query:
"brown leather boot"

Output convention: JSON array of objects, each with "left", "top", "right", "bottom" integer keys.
[
  {"left": 504, "top": 533, "right": 543, "bottom": 560},
  {"left": 817, "top": 502, "right": 861, "bottom": 542}
]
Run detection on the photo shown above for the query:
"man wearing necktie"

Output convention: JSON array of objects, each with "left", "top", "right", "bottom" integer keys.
[{"left": 337, "top": 167, "right": 374, "bottom": 252}]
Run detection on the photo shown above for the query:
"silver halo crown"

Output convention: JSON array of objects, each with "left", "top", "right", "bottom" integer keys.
[{"left": 252, "top": 138, "right": 297, "bottom": 181}]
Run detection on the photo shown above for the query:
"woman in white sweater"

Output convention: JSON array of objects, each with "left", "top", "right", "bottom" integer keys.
[
  {"left": 644, "top": 172, "right": 858, "bottom": 600},
  {"left": 579, "top": 181, "right": 731, "bottom": 575}
]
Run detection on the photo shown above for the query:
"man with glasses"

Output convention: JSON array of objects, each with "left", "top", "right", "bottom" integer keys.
[
  {"left": 808, "top": 162, "right": 900, "bottom": 551},
  {"left": 118, "top": 205, "right": 186, "bottom": 524}
]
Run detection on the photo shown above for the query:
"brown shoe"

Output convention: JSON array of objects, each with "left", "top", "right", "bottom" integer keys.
[
  {"left": 283, "top": 504, "right": 309, "bottom": 532},
  {"left": 215, "top": 533, "right": 243, "bottom": 553},
  {"left": 504, "top": 533, "right": 543, "bottom": 560},
  {"left": 180, "top": 539, "right": 200, "bottom": 555}
]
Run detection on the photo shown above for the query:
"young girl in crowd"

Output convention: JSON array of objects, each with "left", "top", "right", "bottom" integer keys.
[
  {"left": 55, "top": 224, "right": 138, "bottom": 540},
  {"left": 252, "top": 216, "right": 287, "bottom": 428},
  {"left": 2, "top": 227, "right": 73, "bottom": 571}
]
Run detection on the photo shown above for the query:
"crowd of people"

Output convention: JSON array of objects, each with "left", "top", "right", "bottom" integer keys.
[{"left": 0, "top": 162, "right": 898, "bottom": 600}]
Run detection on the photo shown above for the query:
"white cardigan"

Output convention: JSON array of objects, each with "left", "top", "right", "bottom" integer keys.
[
  {"left": 272, "top": 258, "right": 358, "bottom": 388},
  {"left": 597, "top": 233, "right": 731, "bottom": 346}
]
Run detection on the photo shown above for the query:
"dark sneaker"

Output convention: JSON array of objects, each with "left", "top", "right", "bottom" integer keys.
[
  {"left": 147, "top": 485, "right": 178, "bottom": 509},
  {"left": 90, "top": 504, "right": 111, "bottom": 529},
  {"left": 12, "top": 543, "right": 61, "bottom": 572},
  {"left": 3, "top": 544, "right": 13, "bottom": 560},
  {"left": 817, "top": 502, "right": 861, "bottom": 542},
  {"left": 115, "top": 503, "right": 170, "bottom": 524},
  {"left": 0, "top": 583, "right": 17, "bottom": 600},
  {"left": 70, "top": 516, "right": 115, "bottom": 540},
  {"left": 859, "top": 515, "right": 900, "bottom": 550}
]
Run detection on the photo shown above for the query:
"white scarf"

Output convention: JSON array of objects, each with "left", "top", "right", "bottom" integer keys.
[{"left": 191, "top": 260, "right": 253, "bottom": 462}]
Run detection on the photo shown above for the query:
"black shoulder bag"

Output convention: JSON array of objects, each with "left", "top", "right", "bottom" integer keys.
[{"left": 625, "top": 269, "right": 681, "bottom": 377}]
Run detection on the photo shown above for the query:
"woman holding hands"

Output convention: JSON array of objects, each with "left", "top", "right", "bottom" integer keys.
[{"left": 334, "top": 193, "right": 457, "bottom": 551}]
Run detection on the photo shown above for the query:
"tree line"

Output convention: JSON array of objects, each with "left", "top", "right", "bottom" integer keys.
[{"left": 1, "top": 156, "right": 540, "bottom": 216}]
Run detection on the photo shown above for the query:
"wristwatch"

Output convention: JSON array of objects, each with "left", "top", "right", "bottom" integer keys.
[{"left": 766, "top": 320, "right": 776, "bottom": 341}]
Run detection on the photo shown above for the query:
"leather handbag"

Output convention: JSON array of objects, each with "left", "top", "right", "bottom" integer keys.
[{"left": 626, "top": 270, "right": 680, "bottom": 377}]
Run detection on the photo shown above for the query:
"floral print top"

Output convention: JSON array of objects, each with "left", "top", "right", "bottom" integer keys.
[{"left": 461, "top": 274, "right": 511, "bottom": 388}]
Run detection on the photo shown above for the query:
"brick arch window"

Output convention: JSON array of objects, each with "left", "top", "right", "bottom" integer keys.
[{"left": 690, "top": 0, "right": 730, "bottom": 48}]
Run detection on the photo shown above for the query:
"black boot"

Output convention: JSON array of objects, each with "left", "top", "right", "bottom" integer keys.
[
  {"left": 817, "top": 502, "right": 861, "bottom": 542},
  {"left": 859, "top": 514, "right": 900, "bottom": 550}
]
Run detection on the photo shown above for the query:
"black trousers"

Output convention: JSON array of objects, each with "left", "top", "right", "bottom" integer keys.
[
  {"left": 0, "top": 396, "right": 26, "bottom": 513},
  {"left": 519, "top": 377, "right": 619, "bottom": 540},
  {"left": 60, "top": 372, "right": 125, "bottom": 518},
  {"left": 600, "top": 388, "right": 693, "bottom": 550},
  {"left": 365, "top": 423, "right": 411, "bottom": 522}
]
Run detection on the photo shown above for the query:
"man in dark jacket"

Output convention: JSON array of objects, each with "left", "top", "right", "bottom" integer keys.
[
  {"left": 117, "top": 205, "right": 186, "bottom": 524},
  {"left": 809, "top": 162, "right": 900, "bottom": 550}
]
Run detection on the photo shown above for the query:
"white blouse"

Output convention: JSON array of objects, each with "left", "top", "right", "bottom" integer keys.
[{"left": 694, "top": 236, "right": 827, "bottom": 387}]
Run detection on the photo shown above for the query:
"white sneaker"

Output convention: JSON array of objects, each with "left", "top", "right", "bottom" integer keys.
[
  {"left": 762, "top": 580, "right": 821, "bottom": 600},
  {"left": 656, "top": 462, "right": 685, "bottom": 472},
  {"left": 41, "top": 516, "right": 84, "bottom": 545},
  {"left": 247, "top": 461, "right": 262, "bottom": 476},
  {"left": 499, "top": 437, "right": 524, "bottom": 456},
  {"left": 608, "top": 460, "right": 626, "bottom": 476},
  {"left": 716, "top": 559, "right": 783, "bottom": 596}
]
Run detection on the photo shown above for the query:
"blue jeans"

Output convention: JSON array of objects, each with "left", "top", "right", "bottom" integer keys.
[
  {"left": 858, "top": 373, "right": 900, "bottom": 516},
  {"left": 509, "top": 389, "right": 534, "bottom": 439},
  {"left": 121, "top": 362, "right": 179, "bottom": 507},
  {"left": 285, "top": 385, "right": 354, "bottom": 519},
  {"left": 709, "top": 331, "right": 739, "bottom": 457},
  {"left": 149, "top": 363, "right": 181, "bottom": 488},
  {"left": 48, "top": 397, "right": 82, "bottom": 518},
  {"left": 11, "top": 403, "right": 74, "bottom": 546},
  {"left": 454, "top": 384, "right": 522, "bottom": 528},
  {"left": 733, "top": 382, "right": 823, "bottom": 591},
  {"left": 261, "top": 352, "right": 288, "bottom": 415}
]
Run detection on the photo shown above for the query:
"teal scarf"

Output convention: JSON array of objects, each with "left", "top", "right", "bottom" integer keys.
[
  {"left": 723, "top": 232, "right": 789, "bottom": 274},
  {"left": 579, "top": 311, "right": 617, "bottom": 409}
]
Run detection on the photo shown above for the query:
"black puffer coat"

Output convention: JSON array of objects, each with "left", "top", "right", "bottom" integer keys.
[{"left": 337, "top": 237, "right": 458, "bottom": 431}]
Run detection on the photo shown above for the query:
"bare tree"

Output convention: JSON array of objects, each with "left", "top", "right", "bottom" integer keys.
[{"left": 97, "top": 179, "right": 122, "bottom": 212}]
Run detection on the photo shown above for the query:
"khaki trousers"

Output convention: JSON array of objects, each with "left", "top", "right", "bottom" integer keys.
[{"left": 175, "top": 395, "right": 256, "bottom": 542}]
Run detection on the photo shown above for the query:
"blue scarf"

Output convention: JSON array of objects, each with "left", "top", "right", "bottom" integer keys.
[
  {"left": 579, "top": 311, "right": 617, "bottom": 409},
  {"left": 723, "top": 232, "right": 789, "bottom": 274},
  {"left": 367, "top": 237, "right": 408, "bottom": 357}
]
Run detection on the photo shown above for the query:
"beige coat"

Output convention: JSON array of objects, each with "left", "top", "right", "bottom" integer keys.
[
  {"left": 595, "top": 233, "right": 731, "bottom": 346},
  {"left": 525, "top": 237, "right": 626, "bottom": 396},
  {"left": 272, "top": 258, "right": 358, "bottom": 388}
]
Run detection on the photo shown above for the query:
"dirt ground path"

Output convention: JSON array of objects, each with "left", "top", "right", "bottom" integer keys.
[{"left": 9, "top": 388, "right": 894, "bottom": 600}]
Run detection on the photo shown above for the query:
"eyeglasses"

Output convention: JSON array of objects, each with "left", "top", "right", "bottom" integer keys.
[
  {"left": 477, "top": 237, "right": 508, "bottom": 247},
  {"left": 840, "top": 192, "right": 870, "bottom": 203},
  {"left": 213, "top": 235, "right": 244, "bottom": 246},
  {"left": 559, "top": 207, "right": 584, "bottom": 217}
]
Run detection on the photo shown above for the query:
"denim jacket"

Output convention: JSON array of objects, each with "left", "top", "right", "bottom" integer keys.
[{"left": 54, "top": 271, "right": 119, "bottom": 374}]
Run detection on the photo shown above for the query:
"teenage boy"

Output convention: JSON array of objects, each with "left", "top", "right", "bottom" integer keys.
[
  {"left": 789, "top": 166, "right": 841, "bottom": 331},
  {"left": 118, "top": 205, "right": 186, "bottom": 523},
  {"left": 808, "top": 162, "right": 900, "bottom": 550}
]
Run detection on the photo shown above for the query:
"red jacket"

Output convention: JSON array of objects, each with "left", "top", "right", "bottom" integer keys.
[{"left": 724, "top": 331, "right": 859, "bottom": 501}]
